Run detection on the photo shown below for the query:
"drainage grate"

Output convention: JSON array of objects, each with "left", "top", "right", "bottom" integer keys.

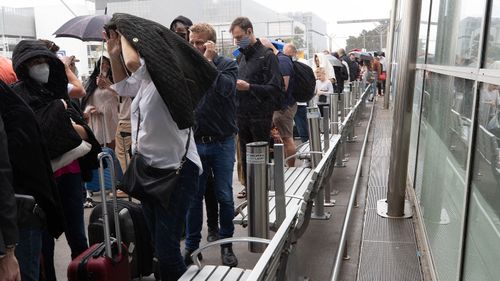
[
  {"left": 366, "top": 186, "right": 388, "bottom": 209},
  {"left": 358, "top": 241, "right": 422, "bottom": 281},
  {"left": 363, "top": 210, "right": 416, "bottom": 243}
]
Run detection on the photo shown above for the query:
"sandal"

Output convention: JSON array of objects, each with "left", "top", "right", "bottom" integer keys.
[{"left": 237, "top": 190, "right": 247, "bottom": 199}]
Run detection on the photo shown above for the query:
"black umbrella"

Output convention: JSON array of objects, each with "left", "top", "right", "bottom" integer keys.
[{"left": 53, "top": 15, "right": 111, "bottom": 42}]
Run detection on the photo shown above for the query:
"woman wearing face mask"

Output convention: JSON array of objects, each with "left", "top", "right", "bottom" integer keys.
[
  {"left": 10, "top": 40, "right": 89, "bottom": 281},
  {"left": 81, "top": 55, "right": 118, "bottom": 148}
]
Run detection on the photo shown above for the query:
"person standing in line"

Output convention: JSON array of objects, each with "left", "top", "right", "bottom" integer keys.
[
  {"left": 284, "top": 43, "right": 309, "bottom": 144},
  {"left": 11, "top": 40, "right": 89, "bottom": 281},
  {"left": 261, "top": 38, "right": 297, "bottom": 167},
  {"left": 184, "top": 22, "right": 239, "bottom": 267},
  {"left": 104, "top": 13, "right": 217, "bottom": 280},
  {"left": 230, "top": 16, "right": 284, "bottom": 198},
  {"left": 314, "top": 67, "right": 334, "bottom": 115},
  {"left": 0, "top": 106, "right": 20, "bottom": 281}
]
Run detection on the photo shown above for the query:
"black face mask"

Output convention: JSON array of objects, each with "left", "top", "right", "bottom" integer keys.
[{"left": 176, "top": 32, "right": 187, "bottom": 39}]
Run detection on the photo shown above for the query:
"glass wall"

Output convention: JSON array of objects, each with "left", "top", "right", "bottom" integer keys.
[
  {"left": 403, "top": 0, "right": 500, "bottom": 280},
  {"left": 417, "top": 73, "right": 474, "bottom": 281}
]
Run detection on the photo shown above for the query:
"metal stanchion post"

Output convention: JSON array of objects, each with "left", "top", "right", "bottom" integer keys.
[
  {"left": 323, "top": 106, "right": 330, "bottom": 152},
  {"left": 273, "top": 144, "right": 286, "bottom": 229},
  {"left": 308, "top": 107, "right": 331, "bottom": 220},
  {"left": 246, "top": 141, "right": 269, "bottom": 253},
  {"left": 322, "top": 106, "right": 335, "bottom": 207},
  {"left": 307, "top": 107, "right": 322, "bottom": 167},
  {"left": 330, "top": 93, "right": 339, "bottom": 134}
]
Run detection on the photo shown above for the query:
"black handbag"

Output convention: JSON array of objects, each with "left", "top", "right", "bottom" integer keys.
[{"left": 119, "top": 107, "right": 191, "bottom": 209}]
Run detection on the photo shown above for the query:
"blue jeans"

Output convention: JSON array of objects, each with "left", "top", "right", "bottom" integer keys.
[
  {"left": 16, "top": 228, "right": 42, "bottom": 281},
  {"left": 142, "top": 159, "right": 199, "bottom": 281},
  {"left": 294, "top": 105, "right": 309, "bottom": 143},
  {"left": 186, "top": 136, "right": 236, "bottom": 251},
  {"left": 42, "top": 172, "right": 88, "bottom": 281}
]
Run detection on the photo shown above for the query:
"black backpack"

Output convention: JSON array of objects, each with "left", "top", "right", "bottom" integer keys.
[{"left": 291, "top": 60, "right": 316, "bottom": 102}]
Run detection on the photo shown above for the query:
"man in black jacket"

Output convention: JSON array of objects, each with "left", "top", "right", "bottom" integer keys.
[
  {"left": 185, "top": 22, "right": 239, "bottom": 267},
  {"left": 0, "top": 109, "right": 20, "bottom": 281},
  {"left": 230, "top": 17, "right": 284, "bottom": 197}
]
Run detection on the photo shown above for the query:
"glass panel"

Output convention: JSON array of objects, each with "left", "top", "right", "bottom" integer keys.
[
  {"left": 485, "top": 0, "right": 500, "bottom": 67},
  {"left": 417, "top": 0, "right": 432, "bottom": 64},
  {"left": 463, "top": 82, "right": 500, "bottom": 281},
  {"left": 427, "top": 0, "right": 486, "bottom": 67},
  {"left": 417, "top": 73, "right": 475, "bottom": 281},
  {"left": 408, "top": 69, "right": 425, "bottom": 187}
]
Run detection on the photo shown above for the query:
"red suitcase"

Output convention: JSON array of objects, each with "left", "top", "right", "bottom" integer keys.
[{"left": 68, "top": 152, "right": 132, "bottom": 281}]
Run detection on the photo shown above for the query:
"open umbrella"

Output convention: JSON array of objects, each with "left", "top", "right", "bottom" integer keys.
[
  {"left": 324, "top": 54, "right": 343, "bottom": 67},
  {"left": 53, "top": 15, "right": 111, "bottom": 41},
  {"left": 350, "top": 51, "right": 373, "bottom": 61}
]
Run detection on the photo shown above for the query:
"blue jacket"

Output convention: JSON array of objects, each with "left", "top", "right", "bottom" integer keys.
[{"left": 194, "top": 55, "right": 238, "bottom": 139}]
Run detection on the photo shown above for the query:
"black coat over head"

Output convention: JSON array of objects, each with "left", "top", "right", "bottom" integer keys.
[{"left": 105, "top": 13, "right": 218, "bottom": 129}]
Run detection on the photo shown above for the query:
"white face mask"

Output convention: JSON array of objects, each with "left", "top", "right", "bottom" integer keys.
[{"left": 29, "top": 63, "right": 50, "bottom": 84}]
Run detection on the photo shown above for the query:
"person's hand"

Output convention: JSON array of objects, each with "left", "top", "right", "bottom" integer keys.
[
  {"left": 60, "top": 55, "right": 76, "bottom": 68},
  {"left": 104, "top": 29, "right": 122, "bottom": 59},
  {"left": 96, "top": 74, "right": 112, "bottom": 89},
  {"left": 84, "top": 105, "right": 97, "bottom": 115},
  {"left": 236, "top": 79, "right": 250, "bottom": 91},
  {"left": 203, "top": 40, "right": 217, "bottom": 62},
  {"left": 0, "top": 250, "right": 21, "bottom": 281}
]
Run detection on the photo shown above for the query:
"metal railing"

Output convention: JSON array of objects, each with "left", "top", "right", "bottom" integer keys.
[{"left": 330, "top": 90, "right": 376, "bottom": 281}]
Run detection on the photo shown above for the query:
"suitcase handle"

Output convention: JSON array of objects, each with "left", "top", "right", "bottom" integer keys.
[{"left": 98, "top": 152, "right": 122, "bottom": 259}]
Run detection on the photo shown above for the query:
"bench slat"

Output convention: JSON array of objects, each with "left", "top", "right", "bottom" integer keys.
[
  {"left": 222, "top": 267, "right": 245, "bottom": 280},
  {"left": 179, "top": 265, "right": 201, "bottom": 281},
  {"left": 240, "top": 269, "right": 253, "bottom": 280},
  {"left": 207, "top": 266, "right": 231, "bottom": 281},
  {"left": 192, "top": 265, "right": 217, "bottom": 281}
]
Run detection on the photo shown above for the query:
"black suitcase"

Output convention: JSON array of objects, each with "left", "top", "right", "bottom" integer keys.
[{"left": 88, "top": 198, "right": 154, "bottom": 278}]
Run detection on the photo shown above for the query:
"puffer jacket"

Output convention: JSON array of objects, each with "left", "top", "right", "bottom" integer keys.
[
  {"left": 106, "top": 13, "right": 218, "bottom": 129},
  {"left": 11, "top": 40, "right": 81, "bottom": 160},
  {"left": 0, "top": 80, "right": 65, "bottom": 239}
]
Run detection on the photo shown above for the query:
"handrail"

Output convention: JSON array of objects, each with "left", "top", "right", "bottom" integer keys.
[{"left": 330, "top": 94, "right": 375, "bottom": 281}]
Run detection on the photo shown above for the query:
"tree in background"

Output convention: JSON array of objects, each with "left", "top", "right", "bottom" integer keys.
[{"left": 346, "top": 23, "right": 388, "bottom": 52}]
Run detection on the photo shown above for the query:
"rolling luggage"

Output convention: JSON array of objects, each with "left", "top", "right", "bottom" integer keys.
[
  {"left": 68, "top": 152, "right": 131, "bottom": 281},
  {"left": 88, "top": 199, "right": 154, "bottom": 278}
]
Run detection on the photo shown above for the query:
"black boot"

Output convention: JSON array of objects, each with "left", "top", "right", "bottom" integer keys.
[
  {"left": 221, "top": 245, "right": 238, "bottom": 267},
  {"left": 183, "top": 249, "right": 203, "bottom": 266},
  {"left": 207, "top": 228, "right": 219, "bottom": 242}
]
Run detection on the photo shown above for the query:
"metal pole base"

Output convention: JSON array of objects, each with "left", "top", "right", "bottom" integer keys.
[
  {"left": 311, "top": 211, "right": 331, "bottom": 220},
  {"left": 347, "top": 136, "right": 358, "bottom": 142},
  {"left": 324, "top": 200, "right": 335, "bottom": 207},
  {"left": 376, "top": 199, "right": 413, "bottom": 218},
  {"left": 335, "top": 162, "right": 346, "bottom": 167}
]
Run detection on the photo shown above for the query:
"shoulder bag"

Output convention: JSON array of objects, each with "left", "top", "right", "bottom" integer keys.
[{"left": 119, "top": 107, "right": 191, "bottom": 209}]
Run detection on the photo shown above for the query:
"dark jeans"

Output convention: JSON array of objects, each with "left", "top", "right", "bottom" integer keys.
[
  {"left": 142, "top": 159, "right": 199, "bottom": 281},
  {"left": 16, "top": 228, "right": 43, "bottom": 281},
  {"left": 204, "top": 171, "right": 219, "bottom": 231},
  {"left": 294, "top": 105, "right": 309, "bottom": 143},
  {"left": 42, "top": 172, "right": 88, "bottom": 281},
  {"left": 238, "top": 117, "right": 273, "bottom": 181},
  {"left": 186, "top": 136, "right": 236, "bottom": 251}
]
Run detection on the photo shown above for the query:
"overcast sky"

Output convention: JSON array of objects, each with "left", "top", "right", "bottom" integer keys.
[
  {"left": 1, "top": 0, "right": 392, "bottom": 48},
  {"left": 253, "top": 0, "right": 392, "bottom": 49}
]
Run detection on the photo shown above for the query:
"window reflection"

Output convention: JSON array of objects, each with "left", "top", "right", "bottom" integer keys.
[
  {"left": 485, "top": 0, "right": 500, "bottom": 67},
  {"left": 463, "top": 82, "right": 500, "bottom": 280},
  {"left": 427, "top": 0, "right": 486, "bottom": 67}
]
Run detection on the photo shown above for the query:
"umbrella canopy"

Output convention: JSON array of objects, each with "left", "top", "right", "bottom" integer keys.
[
  {"left": 350, "top": 51, "right": 373, "bottom": 61},
  {"left": 324, "top": 54, "right": 343, "bottom": 67},
  {"left": 53, "top": 15, "right": 111, "bottom": 42}
]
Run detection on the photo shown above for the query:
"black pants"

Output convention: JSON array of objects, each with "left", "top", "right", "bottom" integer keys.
[
  {"left": 204, "top": 170, "right": 218, "bottom": 230},
  {"left": 237, "top": 117, "right": 273, "bottom": 183}
]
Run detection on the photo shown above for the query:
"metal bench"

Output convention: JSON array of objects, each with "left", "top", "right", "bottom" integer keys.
[{"left": 179, "top": 204, "right": 301, "bottom": 281}]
